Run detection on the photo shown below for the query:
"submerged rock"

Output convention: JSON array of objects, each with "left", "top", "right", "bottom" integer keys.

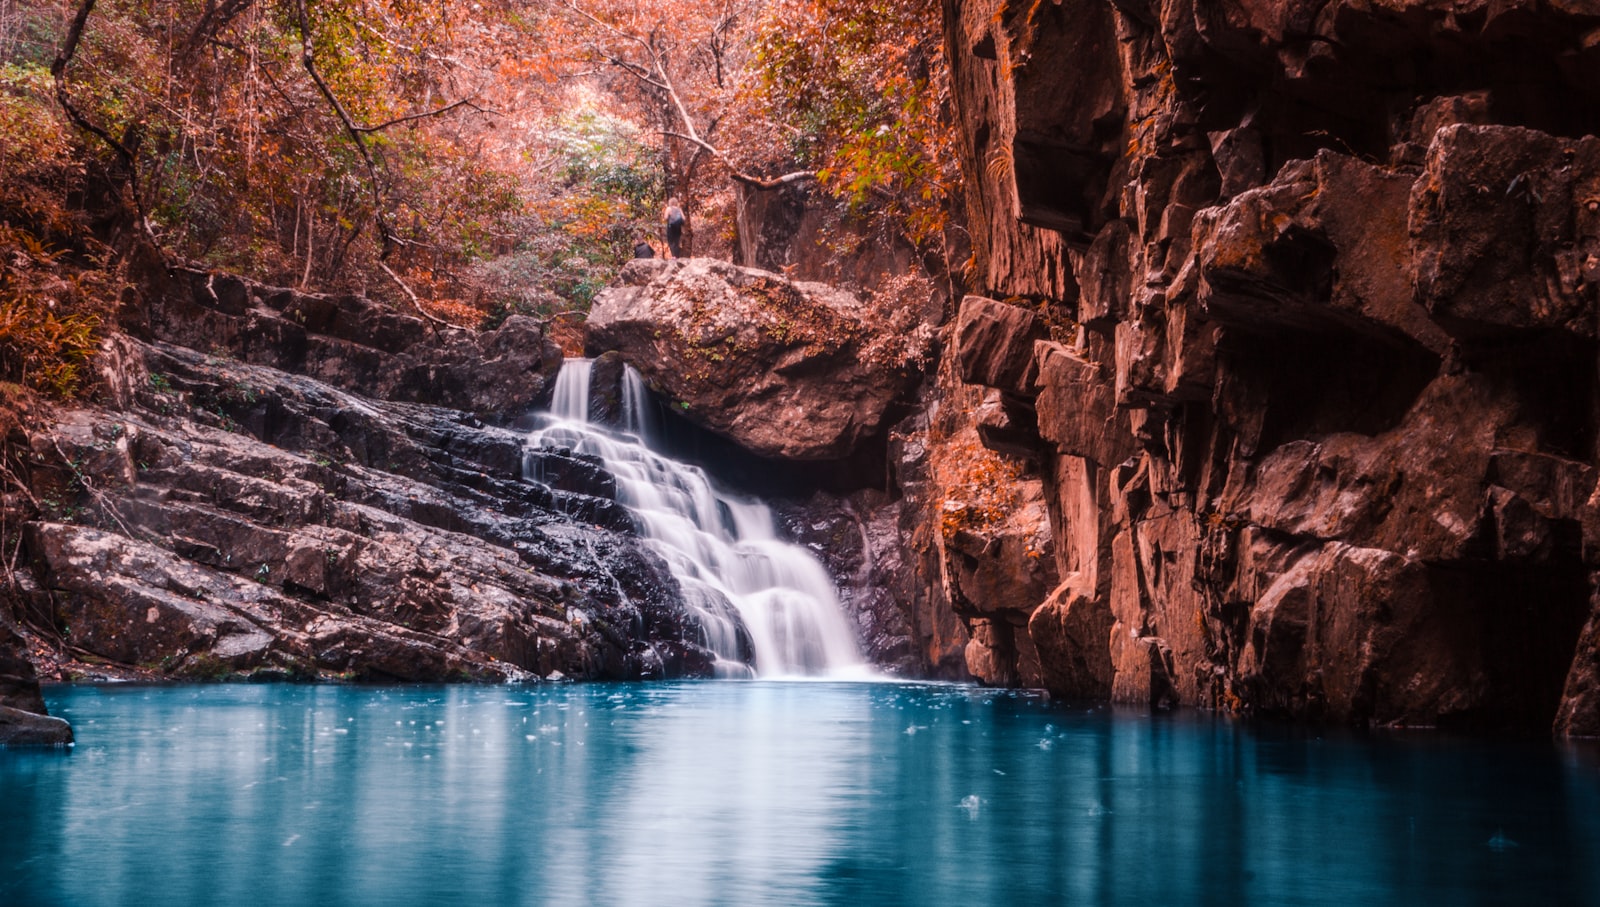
[{"left": 586, "top": 258, "right": 931, "bottom": 462}]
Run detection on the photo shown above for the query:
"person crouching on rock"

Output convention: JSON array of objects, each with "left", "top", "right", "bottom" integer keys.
[
  {"left": 663, "top": 198, "right": 686, "bottom": 259},
  {"left": 633, "top": 239, "right": 656, "bottom": 259}
]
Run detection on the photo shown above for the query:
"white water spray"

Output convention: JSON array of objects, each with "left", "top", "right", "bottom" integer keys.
[{"left": 526, "top": 359, "right": 867, "bottom": 678}]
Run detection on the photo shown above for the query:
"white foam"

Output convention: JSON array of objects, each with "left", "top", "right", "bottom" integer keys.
[{"left": 527, "top": 358, "right": 867, "bottom": 678}]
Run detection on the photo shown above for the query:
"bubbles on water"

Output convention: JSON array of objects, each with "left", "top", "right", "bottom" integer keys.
[
  {"left": 1037, "top": 737, "right": 1053, "bottom": 751},
  {"left": 1487, "top": 829, "right": 1519, "bottom": 851},
  {"left": 959, "top": 795, "right": 982, "bottom": 819}
]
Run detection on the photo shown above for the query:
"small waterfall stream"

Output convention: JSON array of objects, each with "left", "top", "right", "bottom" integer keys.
[{"left": 524, "top": 359, "right": 867, "bottom": 678}]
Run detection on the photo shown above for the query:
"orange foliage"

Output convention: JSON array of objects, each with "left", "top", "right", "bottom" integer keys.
[
  {"left": 0, "top": 226, "right": 117, "bottom": 397},
  {"left": 3, "top": 0, "right": 959, "bottom": 351}
]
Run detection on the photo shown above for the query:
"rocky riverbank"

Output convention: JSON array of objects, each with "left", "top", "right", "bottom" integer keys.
[{"left": 0, "top": 252, "right": 735, "bottom": 741}]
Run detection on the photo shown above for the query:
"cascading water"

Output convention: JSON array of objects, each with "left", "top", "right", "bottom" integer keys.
[{"left": 525, "top": 359, "right": 867, "bottom": 678}]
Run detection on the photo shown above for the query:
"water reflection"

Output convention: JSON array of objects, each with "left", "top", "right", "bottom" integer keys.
[{"left": 1, "top": 683, "right": 1597, "bottom": 906}]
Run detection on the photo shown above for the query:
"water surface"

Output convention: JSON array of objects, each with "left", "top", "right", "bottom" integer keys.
[{"left": 3, "top": 682, "right": 1597, "bottom": 906}]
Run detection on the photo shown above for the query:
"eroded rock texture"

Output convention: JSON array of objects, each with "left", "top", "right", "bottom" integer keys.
[
  {"left": 943, "top": 0, "right": 1600, "bottom": 735},
  {"left": 3, "top": 262, "right": 718, "bottom": 687}
]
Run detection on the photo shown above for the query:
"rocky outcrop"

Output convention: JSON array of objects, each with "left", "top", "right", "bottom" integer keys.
[
  {"left": 585, "top": 258, "right": 932, "bottom": 462},
  {"left": 3, "top": 263, "right": 720, "bottom": 685},
  {"left": 0, "top": 621, "right": 70, "bottom": 745},
  {"left": 132, "top": 251, "right": 564, "bottom": 416},
  {"left": 942, "top": 0, "right": 1600, "bottom": 735}
]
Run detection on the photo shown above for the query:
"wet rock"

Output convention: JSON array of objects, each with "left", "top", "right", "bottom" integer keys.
[
  {"left": 586, "top": 351, "right": 629, "bottom": 428},
  {"left": 0, "top": 621, "right": 49, "bottom": 716},
  {"left": 770, "top": 490, "right": 922, "bottom": 675},
  {"left": 16, "top": 333, "right": 715, "bottom": 684},
  {"left": 0, "top": 620, "right": 68, "bottom": 745},
  {"left": 586, "top": 258, "right": 929, "bottom": 461},
  {"left": 0, "top": 706, "right": 72, "bottom": 746}
]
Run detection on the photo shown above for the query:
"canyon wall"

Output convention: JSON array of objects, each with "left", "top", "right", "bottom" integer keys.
[{"left": 939, "top": 0, "right": 1600, "bottom": 735}]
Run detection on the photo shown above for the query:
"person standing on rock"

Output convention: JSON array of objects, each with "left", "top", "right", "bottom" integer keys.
[{"left": 663, "top": 198, "right": 686, "bottom": 259}]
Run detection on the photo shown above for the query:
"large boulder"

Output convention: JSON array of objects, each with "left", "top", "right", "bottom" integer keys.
[
  {"left": 0, "top": 621, "right": 70, "bottom": 745},
  {"left": 0, "top": 706, "right": 72, "bottom": 746},
  {"left": 586, "top": 258, "right": 930, "bottom": 462}
]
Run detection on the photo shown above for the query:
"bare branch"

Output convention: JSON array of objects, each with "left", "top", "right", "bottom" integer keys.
[
  {"left": 293, "top": 0, "right": 397, "bottom": 259},
  {"left": 51, "top": 0, "right": 159, "bottom": 246},
  {"left": 179, "top": 0, "right": 254, "bottom": 62},
  {"left": 291, "top": 0, "right": 458, "bottom": 330},
  {"left": 732, "top": 170, "right": 819, "bottom": 190},
  {"left": 559, "top": 0, "right": 818, "bottom": 192},
  {"left": 354, "top": 97, "right": 488, "bottom": 133},
  {"left": 378, "top": 261, "right": 453, "bottom": 329},
  {"left": 658, "top": 132, "right": 815, "bottom": 189}
]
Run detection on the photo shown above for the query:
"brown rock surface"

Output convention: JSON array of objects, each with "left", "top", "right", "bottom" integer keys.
[
  {"left": 585, "top": 258, "right": 930, "bottom": 462},
  {"left": 142, "top": 266, "right": 564, "bottom": 416},
  {"left": 941, "top": 0, "right": 1600, "bottom": 735},
  {"left": 954, "top": 295, "right": 1046, "bottom": 395}
]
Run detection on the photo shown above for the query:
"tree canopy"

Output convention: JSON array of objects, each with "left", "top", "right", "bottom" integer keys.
[{"left": 0, "top": 0, "right": 957, "bottom": 394}]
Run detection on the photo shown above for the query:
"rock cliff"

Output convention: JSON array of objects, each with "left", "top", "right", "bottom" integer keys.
[{"left": 941, "top": 0, "right": 1600, "bottom": 735}]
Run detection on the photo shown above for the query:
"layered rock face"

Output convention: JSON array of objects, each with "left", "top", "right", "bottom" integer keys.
[
  {"left": 943, "top": 0, "right": 1600, "bottom": 735},
  {"left": 3, "top": 260, "right": 718, "bottom": 690}
]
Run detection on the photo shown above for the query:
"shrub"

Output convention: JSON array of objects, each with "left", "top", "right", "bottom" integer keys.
[{"left": 0, "top": 226, "right": 115, "bottom": 397}]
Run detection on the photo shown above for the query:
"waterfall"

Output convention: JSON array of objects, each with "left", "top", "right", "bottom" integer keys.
[{"left": 525, "top": 359, "right": 867, "bottom": 678}]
